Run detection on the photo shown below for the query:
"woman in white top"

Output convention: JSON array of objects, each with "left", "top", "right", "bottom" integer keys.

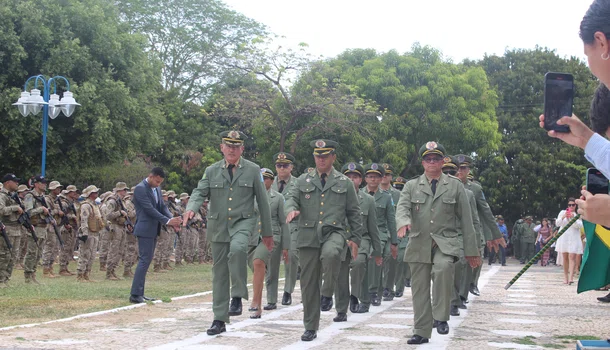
[{"left": 555, "top": 198, "right": 584, "bottom": 285}]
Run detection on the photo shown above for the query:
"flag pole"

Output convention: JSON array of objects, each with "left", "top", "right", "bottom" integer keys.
[{"left": 505, "top": 214, "right": 581, "bottom": 290}]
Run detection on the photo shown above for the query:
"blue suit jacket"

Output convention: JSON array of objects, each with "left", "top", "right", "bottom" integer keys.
[{"left": 132, "top": 179, "right": 172, "bottom": 238}]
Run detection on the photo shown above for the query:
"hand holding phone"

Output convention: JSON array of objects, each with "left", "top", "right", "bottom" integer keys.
[
  {"left": 586, "top": 168, "right": 609, "bottom": 195},
  {"left": 543, "top": 72, "right": 574, "bottom": 133}
]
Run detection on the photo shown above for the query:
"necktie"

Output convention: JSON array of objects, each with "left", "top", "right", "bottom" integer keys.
[
  {"left": 279, "top": 180, "right": 286, "bottom": 193},
  {"left": 228, "top": 164, "right": 235, "bottom": 182},
  {"left": 369, "top": 191, "right": 375, "bottom": 196},
  {"left": 320, "top": 173, "right": 327, "bottom": 188},
  {"left": 154, "top": 188, "right": 159, "bottom": 203},
  {"left": 431, "top": 179, "right": 438, "bottom": 195}
]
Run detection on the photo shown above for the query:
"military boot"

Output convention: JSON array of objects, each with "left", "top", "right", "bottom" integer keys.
[
  {"left": 106, "top": 269, "right": 119, "bottom": 280},
  {"left": 59, "top": 266, "right": 74, "bottom": 276},
  {"left": 84, "top": 271, "right": 97, "bottom": 282},
  {"left": 123, "top": 267, "right": 134, "bottom": 278},
  {"left": 111, "top": 270, "right": 123, "bottom": 280},
  {"left": 99, "top": 263, "right": 107, "bottom": 272},
  {"left": 153, "top": 264, "right": 166, "bottom": 273},
  {"left": 43, "top": 267, "right": 58, "bottom": 278},
  {"left": 25, "top": 272, "right": 41, "bottom": 285},
  {"left": 76, "top": 272, "right": 85, "bottom": 282},
  {"left": 163, "top": 262, "right": 174, "bottom": 270}
]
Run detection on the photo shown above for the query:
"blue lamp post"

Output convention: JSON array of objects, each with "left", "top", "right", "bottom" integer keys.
[{"left": 13, "top": 75, "right": 80, "bottom": 176}]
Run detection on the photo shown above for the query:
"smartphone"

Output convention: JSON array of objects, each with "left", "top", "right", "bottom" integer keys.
[
  {"left": 586, "top": 168, "right": 609, "bottom": 195},
  {"left": 543, "top": 72, "right": 574, "bottom": 133}
]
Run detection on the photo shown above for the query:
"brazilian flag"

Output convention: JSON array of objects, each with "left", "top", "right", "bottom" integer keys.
[{"left": 577, "top": 221, "right": 610, "bottom": 293}]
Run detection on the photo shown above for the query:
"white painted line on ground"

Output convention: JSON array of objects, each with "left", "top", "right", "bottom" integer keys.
[
  {"left": 498, "top": 318, "right": 542, "bottom": 324},
  {"left": 416, "top": 265, "right": 501, "bottom": 350},
  {"left": 0, "top": 278, "right": 283, "bottom": 333},
  {"left": 367, "top": 324, "right": 411, "bottom": 329},
  {"left": 498, "top": 310, "right": 537, "bottom": 316},
  {"left": 488, "top": 342, "right": 542, "bottom": 349},
  {"left": 346, "top": 335, "right": 400, "bottom": 342},
  {"left": 149, "top": 302, "right": 304, "bottom": 350},
  {"left": 491, "top": 330, "right": 543, "bottom": 337},
  {"left": 33, "top": 339, "right": 90, "bottom": 345},
  {"left": 380, "top": 313, "right": 413, "bottom": 319},
  {"left": 507, "top": 294, "right": 536, "bottom": 298},
  {"left": 149, "top": 318, "right": 178, "bottom": 323},
  {"left": 501, "top": 303, "right": 538, "bottom": 307},
  {"left": 506, "top": 289, "right": 535, "bottom": 293},
  {"left": 220, "top": 331, "right": 266, "bottom": 339}
]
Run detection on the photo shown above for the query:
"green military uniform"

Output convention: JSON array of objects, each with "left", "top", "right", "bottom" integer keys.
[
  {"left": 334, "top": 163, "right": 381, "bottom": 317},
  {"left": 270, "top": 152, "right": 300, "bottom": 303},
  {"left": 186, "top": 130, "right": 272, "bottom": 324},
  {"left": 259, "top": 169, "right": 290, "bottom": 306},
  {"left": 512, "top": 219, "right": 524, "bottom": 259},
  {"left": 392, "top": 176, "right": 411, "bottom": 295},
  {"left": 380, "top": 163, "right": 402, "bottom": 298},
  {"left": 362, "top": 163, "right": 397, "bottom": 306},
  {"left": 284, "top": 140, "right": 364, "bottom": 336},
  {"left": 0, "top": 174, "right": 24, "bottom": 287},
  {"left": 395, "top": 142, "right": 479, "bottom": 341},
  {"left": 520, "top": 217, "right": 537, "bottom": 263}
]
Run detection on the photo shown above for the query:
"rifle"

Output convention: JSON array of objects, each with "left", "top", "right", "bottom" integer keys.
[
  {"left": 34, "top": 195, "right": 64, "bottom": 249},
  {"left": 116, "top": 197, "right": 134, "bottom": 232},
  {"left": 0, "top": 220, "right": 13, "bottom": 259},
  {"left": 11, "top": 193, "right": 40, "bottom": 249},
  {"left": 56, "top": 197, "right": 70, "bottom": 227}
]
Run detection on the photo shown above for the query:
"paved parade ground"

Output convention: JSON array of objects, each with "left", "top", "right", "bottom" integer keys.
[{"left": 0, "top": 260, "right": 607, "bottom": 350}]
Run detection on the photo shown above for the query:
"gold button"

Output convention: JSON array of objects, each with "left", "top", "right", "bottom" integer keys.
[
  {"left": 321, "top": 202, "right": 324, "bottom": 206},
  {"left": 228, "top": 208, "right": 232, "bottom": 211},
  {"left": 430, "top": 220, "right": 433, "bottom": 224},
  {"left": 258, "top": 222, "right": 261, "bottom": 225},
  {"left": 230, "top": 188, "right": 233, "bottom": 191},
  {"left": 305, "top": 223, "right": 308, "bottom": 226},
  {"left": 320, "top": 212, "right": 323, "bottom": 215},
  {"left": 229, "top": 217, "right": 232, "bottom": 220},
  {"left": 258, "top": 230, "right": 261, "bottom": 233},
  {"left": 333, "top": 221, "right": 336, "bottom": 224},
  {"left": 319, "top": 221, "right": 322, "bottom": 224},
  {"left": 229, "top": 198, "right": 232, "bottom": 201},
  {"left": 321, "top": 194, "right": 325, "bottom": 198}
]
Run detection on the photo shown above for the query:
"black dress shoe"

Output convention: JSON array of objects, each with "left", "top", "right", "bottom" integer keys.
[
  {"left": 597, "top": 292, "right": 610, "bottom": 303},
  {"left": 469, "top": 283, "right": 480, "bottom": 296},
  {"left": 450, "top": 305, "right": 460, "bottom": 316},
  {"left": 405, "top": 279, "right": 411, "bottom": 288},
  {"left": 142, "top": 296, "right": 156, "bottom": 301},
  {"left": 301, "top": 330, "right": 317, "bottom": 341},
  {"left": 437, "top": 321, "right": 449, "bottom": 335},
  {"left": 382, "top": 288, "right": 391, "bottom": 298},
  {"left": 282, "top": 292, "right": 292, "bottom": 305},
  {"left": 263, "top": 303, "right": 277, "bottom": 310},
  {"left": 349, "top": 295, "right": 359, "bottom": 313},
  {"left": 371, "top": 293, "right": 381, "bottom": 306},
  {"left": 355, "top": 303, "right": 369, "bottom": 313},
  {"left": 333, "top": 312, "right": 347, "bottom": 322},
  {"left": 320, "top": 296, "right": 333, "bottom": 311},
  {"left": 383, "top": 289, "right": 395, "bottom": 301},
  {"left": 395, "top": 291, "right": 403, "bottom": 298},
  {"left": 228, "top": 297, "right": 242, "bottom": 316},
  {"left": 407, "top": 335, "right": 429, "bottom": 344},
  {"left": 129, "top": 295, "right": 144, "bottom": 304},
  {"left": 207, "top": 320, "right": 226, "bottom": 335}
]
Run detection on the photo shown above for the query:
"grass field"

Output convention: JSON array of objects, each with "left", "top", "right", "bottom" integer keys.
[{"left": 0, "top": 260, "right": 215, "bottom": 328}]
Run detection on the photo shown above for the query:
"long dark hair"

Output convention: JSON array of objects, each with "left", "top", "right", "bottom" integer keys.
[{"left": 580, "top": 0, "right": 610, "bottom": 44}]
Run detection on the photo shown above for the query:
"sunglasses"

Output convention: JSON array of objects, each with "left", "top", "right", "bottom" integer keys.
[
  {"left": 568, "top": 204, "right": 576, "bottom": 207},
  {"left": 423, "top": 157, "right": 443, "bottom": 164},
  {"left": 443, "top": 170, "right": 457, "bottom": 176},
  {"left": 275, "top": 164, "right": 292, "bottom": 169}
]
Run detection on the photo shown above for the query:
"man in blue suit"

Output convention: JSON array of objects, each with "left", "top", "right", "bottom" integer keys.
[{"left": 130, "top": 167, "right": 181, "bottom": 303}]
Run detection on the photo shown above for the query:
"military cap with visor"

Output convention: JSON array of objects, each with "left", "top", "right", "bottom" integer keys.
[
  {"left": 364, "top": 163, "right": 386, "bottom": 177},
  {"left": 419, "top": 141, "right": 446, "bottom": 158},
  {"left": 454, "top": 154, "right": 474, "bottom": 167},
  {"left": 1, "top": 173, "right": 21, "bottom": 183},
  {"left": 32, "top": 175, "right": 48, "bottom": 184},
  {"left": 381, "top": 163, "right": 395, "bottom": 175},
  {"left": 393, "top": 176, "right": 407, "bottom": 186},
  {"left": 341, "top": 162, "right": 364, "bottom": 177},
  {"left": 220, "top": 130, "right": 246, "bottom": 145},
  {"left": 310, "top": 139, "right": 338, "bottom": 156},
  {"left": 273, "top": 152, "right": 296, "bottom": 164},
  {"left": 261, "top": 168, "right": 275, "bottom": 179}
]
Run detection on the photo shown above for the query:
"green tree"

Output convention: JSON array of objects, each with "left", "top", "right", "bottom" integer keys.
[
  {"left": 475, "top": 48, "right": 597, "bottom": 224},
  {"left": 116, "top": 0, "right": 267, "bottom": 102}
]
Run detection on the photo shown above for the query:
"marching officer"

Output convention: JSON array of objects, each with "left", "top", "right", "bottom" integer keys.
[
  {"left": 285, "top": 139, "right": 363, "bottom": 342},
  {"left": 334, "top": 162, "right": 382, "bottom": 319},
  {"left": 395, "top": 142, "right": 481, "bottom": 344},
  {"left": 0, "top": 174, "right": 23, "bottom": 287},
  {"left": 183, "top": 130, "right": 273, "bottom": 336},
  {"left": 271, "top": 152, "right": 299, "bottom": 306}
]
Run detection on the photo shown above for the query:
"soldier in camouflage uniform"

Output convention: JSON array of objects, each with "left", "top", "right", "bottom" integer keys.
[
  {"left": 185, "top": 198, "right": 203, "bottom": 264},
  {"left": 42, "top": 181, "right": 64, "bottom": 278},
  {"left": 122, "top": 190, "right": 138, "bottom": 278},
  {"left": 24, "top": 175, "right": 50, "bottom": 284},
  {"left": 0, "top": 174, "right": 24, "bottom": 287},
  {"left": 16, "top": 185, "right": 29, "bottom": 270},
  {"left": 77, "top": 185, "right": 104, "bottom": 282},
  {"left": 104, "top": 182, "right": 130, "bottom": 280},
  {"left": 98, "top": 191, "right": 113, "bottom": 271},
  {"left": 164, "top": 191, "right": 181, "bottom": 270},
  {"left": 175, "top": 193, "right": 190, "bottom": 265},
  {"left": 153, "top": 190, "right": 171, "bottom": 273},
  {"left": 197, "top": 201, "right": 208, "bottom": 264},
  {"left": 58, "top": 185, "right": 79, "bottom": 276}
]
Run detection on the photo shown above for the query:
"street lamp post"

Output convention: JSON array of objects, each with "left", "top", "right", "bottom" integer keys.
[{"left": 13, "top": 75, "right": 80, "bottom": 176}]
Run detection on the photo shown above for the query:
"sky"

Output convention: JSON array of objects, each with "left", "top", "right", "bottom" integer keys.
[{"left": 223, "top": 0, "right": 593, "bottom": 63}]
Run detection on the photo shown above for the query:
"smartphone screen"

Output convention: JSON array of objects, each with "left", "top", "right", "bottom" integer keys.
[
  {"left": 586, "top": 168, "right": 609, "bottom": 195},
  {"left": 544, "top": 72, "right": 574, "bottom": 133}
]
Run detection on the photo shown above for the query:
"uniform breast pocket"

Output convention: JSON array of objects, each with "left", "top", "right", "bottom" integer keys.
[
  {"left": 331, "top": 186, "right": 347, "bottom": 198},
  {"left": 299, "top": 186, "right": 316, "bottom": 206},
  {"left": 442, "top": 198, "right": 456, "bottom": 215},
  {"left": 410, "top": 196, "right": 426, "bottom": 217},
  {"left": 210, "top": 181, "right": 224, "bottom": 193}
]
